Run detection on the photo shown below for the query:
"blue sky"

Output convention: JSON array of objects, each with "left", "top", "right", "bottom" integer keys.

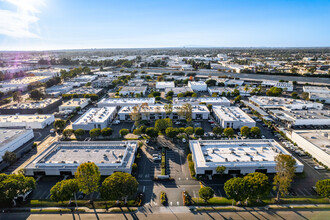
[{"left": 0, "top": 0, "right": 329, "bottom": 50}]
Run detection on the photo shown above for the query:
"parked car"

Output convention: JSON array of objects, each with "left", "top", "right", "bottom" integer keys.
[
  {"left": 113, "top": 120, "right": 120, "bottom": 125},
  {"left": 314, "top": 165, "right": 325, "bottom": 170}
]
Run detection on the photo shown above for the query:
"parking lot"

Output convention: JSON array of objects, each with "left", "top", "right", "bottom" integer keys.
[{"left": 110, "top": 121, "right": 134, "bottom": 138}]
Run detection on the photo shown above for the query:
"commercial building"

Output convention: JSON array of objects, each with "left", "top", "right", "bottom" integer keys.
[
  {"left": 189, "top": 139, "right": 303, "bottom": 175},
  {"left": 119, "top": 86, "right": 147, "bottom": 96},
  {"left": 45, "top": 85, "right": 73, "bottom": 97},
  {"left": 118, "top": 104, "right": 209, "bottom": 121},
  {"left": 249, "top": 96, "right": 323, "bottom": 111},
  {"left": 97, "top": 97, "right": 155, "bottom": 108},
  {"left": 59, "top": 98, "right": 90, "bottom": 112},
  {"left": 309, "top": 92, "right": 330, "bottom": 104},
  {"left": 269, "top": 109, "right": 330, "bottom": 128},
  {"left": 156, "top": 81, "right": 175, "bottom": 90},
  {"left": 65, "top": 87, "right": 103, "bottom": 96},
  {"left": 0, "top": 129, "right": 34, "bottom": 163},
  {"left": 0, "top": 76, "right": 52, "bottom": 91},
  {"left": 303, "top": 86, "right": 330, "bottom": 94},
  {"left": 212, "top": 106, "right": 256, "bottom": 129},
  {"left": 69, "top": 75, "right": 98, "bottom": 85},
  {"left": 72, "top": 107, "right": 117, "bottom": 130},
  {"left": 91, "top": 79, "right": 113, "bottom": 88},
  {"left": 208, "top": 87, "right": 233, "bottom": 96},
  {"left": 24, "top": 141, "right": 138, "bottom": 176},
  {"left": 188, "top": 81, "right": 207, "bottom": 92},
  {"left": 164, "top": 87, "right": 193, "bottom": 96},
  {"left": 173, "top": 97, "right": 231, "bottom": 106},
  {"left": 0, "top": 98, "right": 62, "bottom": 114},
  {"left": 289, "top": 130, "right": 330, "bottom": 167},
  {"left": 27, "top": 68, "right": 61, "bottom": 77},
  {"left": 261, "top": 81, "right": 293, "bottom": 92},
  {"left": 128, "top": 79, "right": 146, "bottom": 86},
  {"left": 0, "top": 115, "right": 54, "bottom": 129}
]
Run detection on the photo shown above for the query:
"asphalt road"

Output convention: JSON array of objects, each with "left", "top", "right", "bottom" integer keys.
[{"left": 2, "top": 209, "right": 330, "bottom": 220}]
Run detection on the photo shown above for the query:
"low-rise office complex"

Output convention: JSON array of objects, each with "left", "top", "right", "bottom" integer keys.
[
  {"left": 65, "top": 87, "right": 103, "bottom": 96},
  {"left": 45, "top": 85, "right": 73, "bottom": 97},
  {"left": 119, "top": 86, "right": 147, "bottom": 96},
  {"left": 289, "top": 130, "right": 330, "bottom": 167},
  {"left": 97, "top": 97, "right": 155, "bottom": 108},
  {"left": 0, "top": 129, "right": 34, "bottom": 163},
  {"left": 0, "top": 114, "right": 55, "bottom": 129},
  {"left": 309, "top": 92, "right": 330, "bottom": 104},
  {"left": 303, "top": 86, "right": 330, "bottom": 94},
  {"left": 156, "top": 81, "right": 175, "bottom": 90},
  {"left": 24, "top": 141, "right": 138, "bottom": 176},
  {"left": 212, "top": 106, "right": 256, "bottom": 129},
  {"left": 165, "top": 87, "right": 193, "bottom": 96},
  {"left": 0, "top": 98, "right": 62, "bottom": 114},
  {"left": 189, "top": 139, "right": 303, "bottom": 175},
  {"left": 0, "top": 76, "right": 52, "bottom": 91},
  {"left": 72, "top": 107, "right": 117, "bottom": 130},
  {"left": 262, "top": 81, "right": 293, "bottom": 92},
  {"left": 188, "top": 81, "right": 207, "bottom": 92},
  {"left": 270, "top": 109, "right": 330, "bottom": 128},
  {"left": 118, "top": 104, "right": 209, "bottom": 121},
  {"left": 249, "top": 96, "right": 323, "bottom": 111},
  {"left": 59, "top": 98, "right": 90, "bottom": 112},
  {"left": 173, "top": 97, "right": 231, "bottom": 106}
]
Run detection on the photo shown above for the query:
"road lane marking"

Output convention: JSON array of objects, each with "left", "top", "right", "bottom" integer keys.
[
  {"left": 177, "top": 201, "right": 179, "bottom": 206},
  {"left": 143, "top": 186, "right": 145, "bottom": 192},
  {"left": 218, "top": 189, "right": 222, "bottom": 197},
  {"left": 170, "top": 202, "right": 172, "bottom": 206}
]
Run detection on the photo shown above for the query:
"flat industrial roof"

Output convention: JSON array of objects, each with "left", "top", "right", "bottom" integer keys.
[
  {"left": 73, "top": 107, "right": 116, "bottom": 124},
  {"left": 190, "top": 139, "right": 300, "bottom": 168},
  {"left": 0, "top": 115, "right": 53, "bottom": 123},
  {"left": 1, "top": 98, "right": 60, "bottom": 109},
  {"left": 61, "top": 98, "right": 89, "bottom": 107},
  {"left": 213, "top": 106, "right": 255, "bottom": 123},
  {"left": 98, "top": 97, "right": 155, "bottom": 106},
  {"left": 293, "top": 130, "right": 330, "bottom": 153},
  {"left": 119, "top": 104, "right": 209, "bottom": 114},
  {"left": 0, "top": 129, "right": 32, "bottom": 148},
  {"left": 26, "top": 141, "right": 137, "bottom": 169}
]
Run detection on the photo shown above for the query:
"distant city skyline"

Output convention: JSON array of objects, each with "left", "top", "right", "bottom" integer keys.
[{"left": 0, "top": 0, "right": 330, "bottom": 51}]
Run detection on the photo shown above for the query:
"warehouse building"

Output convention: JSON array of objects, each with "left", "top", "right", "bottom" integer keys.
[
  {"left": 189, "top": 139, "right": 304, "bottom": 175},
  {"left": 119, "top": 86, "right": 147, "bottom": 96},
  {"left": 0, "top": 76, "right": 52, "bottom": 91},
  {"left": 212, "top": 106, "right": 256, "bottom": 129},
  {"left": 45, "top": 85, "right": 73, "bottom": 97},
  {"left": 249, "top": 96, "right": 323, "bottom": 111},
  {"left": 24, "top": 141, "right": 138, "bottom": 176},
  {"left": 72, "top": 107, "right": 117, "bottom": 130},
  {"left": 156, "top": 81, "right": 175, "bottom": 90},
  {"left": 303, "top": 86, "right": 330, "bottom": 94},
  {"left": 164, "top": 87, "right": 193, "bottom": 96},
  {"left": 118, "top": 104, "right": 209, "bottom": 121},
  {"left": 59, "top": 98, "right": 90, "bottom": 112},
  {"left": 0, "top": 129, "right": 34, "bottom": 163},
  {"left": 97, "top": 97, "right": 155, "bottom": 108},
  {"left": 0, "top": 115, "right": 55, "bottom": 129},
  {"left": 309, "top": 92, "right": 330, "bottom": 104},
  {"left": 173, "top": 97, "right": 231, "bottom": 106},
  {"left": 0, "top": 98, "right": 62, "bottom": 114},
  {"left": 188, "top": 81, "right": 207, "bottom": 92},
  {"left": 289, "top": 130, "right": 330, "bottom": 167},
  {"left": 65, "top": 87, "right": 103, "bottom": 96},
  {"left": 269, "top": 109, "right": 330, "bottom": 128}
]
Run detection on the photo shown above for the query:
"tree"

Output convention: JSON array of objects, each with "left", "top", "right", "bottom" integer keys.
[
  {"left": 216, "top": 166, "right": 226, "bottom": 175},
  {"left": 29, "top": 89, "right": 45, "bottom": 100},
  {"left": 234, "top": 95, "right": 241, "bottom": 103},
  {"left": 177, "top": 93, "right": 184, "bottom": 98},
  {"left": 199, "top": 187, "right": 214, "bottom": 203},
  {"left": 62, "top": 129, "right": 74, "bottom": 139},
  {"left": 273, "top": 154, "right": 297, "bottom": 202},
  {"left": 50, "top": 179, "right": 79, "bottom": 203},
  {"left": 119, "top": 128, "right": 129, "bottom": 137},
  {"left": 165, "top": 127, "right": 179, "bottom": 139},
  {"left": 266, "top": 87, "right": 282, "bottom": 96},
  {"left": 129, "top": 105, "right": 142, "bottom": 127},
  {"left": 100, "top": 172, "right": 138, "bottom": 202},
  {"left": 54, "top": 119, "right": 66, "bottom": 131},
  {"left": 184, "top": 127, "right": 194, "bottom": 136},
  {"left": 291, "top": 92, "right": 299, "bottom": 99},
  {"left": 166, "top": 91, "right": 174, "bottom": 98},
  {"left": 213, "top": 127, "right": 223, "bottom": 136},
  {"left": 224, "top": 177, "right": 248, "bottom": 203},
  {"left": 232, "top": 89, "right": 240, "bottom": 97},
  {"left": 89, "top": 128, "right": 101, "bottom": 138},
  {"left": 207, "top": 104, "right": 213, "bottom": 111},
  {"left": 240, "top": 126, "right": 250, "bottom": 137},
  {"left": 74, "top": 129, "right": 85, "bottom": 138},
  {"left": 145, "top": 127, "right": 158, "bottom": 140},
  {"left": 75, "top": 162, "right": 101, "bottom": 198},
  {"left": 205, "top": 79, "right": 217, "bottom": 87},
  {"left": 101, "top": 127, "right": 113, "bottom": 136},
  {"left": 192, "top": 93, "right": 197, "bottom": 97},
  {"left": 223, "top": 127, "right": 234, "bottom": 137},
  {"left": 0, "top": 174, "right": 36, "bottom": 203},
  {"left": 250, "top": 127, "right": 261, "bottom": 137},
  {"left": 315, "top": 179, "right": 330, "bottom": 199},
  {"left": 301, "top": 92, "right": 310, "bottom": 100},
  {"left": 12, "top": 91, "right": 21, "bottom": 103},
  {"left": 194, "top": 127, "right": 204, "bottom": 136},
  {"left": 244, "top": 172, "right": 271, "bottom": 202},
  {"left": 178, "top": 103, "right": 192, "bottom": 124},
  {"left": 2, "top": 151, "right": 16, "bottom": 164},
  {"left": 155, "top": 118, "right": 172, "bottom": 132},
  {"left": 164, "top": 104, "right": 173, "bottom": 116}
]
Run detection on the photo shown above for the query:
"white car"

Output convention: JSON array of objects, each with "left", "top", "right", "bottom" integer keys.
[
  {"left": 182, "top": 138, "right": 187, "bottom": 143},
  {"left": 113, "top": 120, "right": 120, "bottom": 125},
  {"left": 175, "top": 122, "right": 181, "bottom": 125},
  {"left": 314, "top": 165, "right": 325, "bottom": 170}
]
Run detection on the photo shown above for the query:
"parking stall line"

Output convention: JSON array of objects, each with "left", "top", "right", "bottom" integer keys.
[
  {"left": 303, "top": 188, "right": 312, "bottom": 196},
  {"left": 296, "top": 188, "right": 306, "bottom": 196}
]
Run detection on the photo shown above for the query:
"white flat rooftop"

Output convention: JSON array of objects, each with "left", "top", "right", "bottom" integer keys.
[
  {"left": 1, "top": 98, "right": 60, "bottom": 109},
  {"left": 293, "top": 130, "right": 330, "bottom": 153},
  {"left": 98, "top": 97, "right": 155, "bottom": 105},
  {"left": 73, "top": 107, "right": 116, "bottom": 124},
  {"left": 0, "top": 115, "right": 53, "bottom": 123},
  {"left": 0, "top": 129, "right": 31, "bottom": 148},
  {"left": 213, "top": 106, "right": 255, "bottom": 123}
]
